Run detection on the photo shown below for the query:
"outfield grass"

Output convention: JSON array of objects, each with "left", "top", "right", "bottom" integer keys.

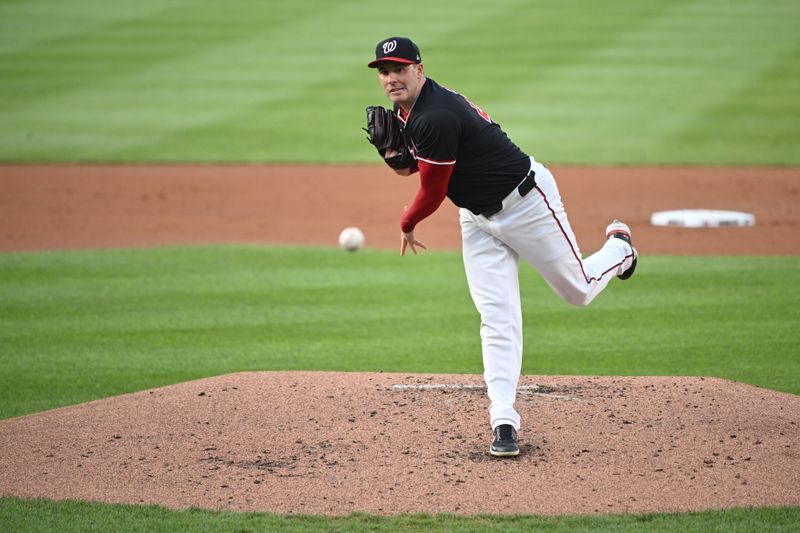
[
  {"left": 1, "top": 0, "right": 798, "bottom": 164},
  {"left": 1, "top": 246, "right": 798, "bottom": 420}
]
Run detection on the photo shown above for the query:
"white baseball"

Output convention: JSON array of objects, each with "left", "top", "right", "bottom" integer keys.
[{"left": 338, "top": 226, "right": 365, "bottom": 252}]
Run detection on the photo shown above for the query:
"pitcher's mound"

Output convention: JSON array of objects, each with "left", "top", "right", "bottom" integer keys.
[{"left": 1, "top": 372, "right": 798, "bottom": 515}]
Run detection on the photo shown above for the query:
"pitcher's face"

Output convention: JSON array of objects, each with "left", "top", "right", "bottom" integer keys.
[{"left": 376, "top": 62, "right": 424, "bottom": 108}]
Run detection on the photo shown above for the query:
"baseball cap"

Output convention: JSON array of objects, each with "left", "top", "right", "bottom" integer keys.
[{"left": 368, "top": 37, "right": 422, "bottom": 68}]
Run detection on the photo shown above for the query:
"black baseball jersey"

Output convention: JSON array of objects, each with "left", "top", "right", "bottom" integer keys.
[{"left": 396, "top": 77, "right": 531, "bottom": 213}]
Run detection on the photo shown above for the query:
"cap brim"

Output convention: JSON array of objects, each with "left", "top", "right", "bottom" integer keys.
[{"left": 367, "top": 57, "right": 417, "bottom": 68}]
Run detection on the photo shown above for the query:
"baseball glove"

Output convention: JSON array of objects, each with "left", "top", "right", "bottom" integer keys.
[
  {"left": 363, "top": 106, "right": 415, "bottom": 170},
  {"left": 364, "top": 106, "right": 404, "bottom": 156}
]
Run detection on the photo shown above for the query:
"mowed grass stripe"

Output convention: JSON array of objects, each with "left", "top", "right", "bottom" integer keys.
[
  {"left": 100, "top": 0, "right": 537, "bottom": 162},
  {"left": 667, "top": 43, "right": 800, "bottom": 164},
  {"left": 0, "top": 1, "right": 335, "bottom": 160},
  {"left": 0, "top": 0, "right": 186, "bottom": 55},
  {"left": 0, "top": 0, "right": 532, "bottom": 162},
  {"left": 492, "top": 0, "right": 800, "bottom": 164},
  {"left": 1, "top": 0, "right": 798, "bottom": 163},
  {"left": 1, "top": 246, "right": 798, "bottom": 421},
  {"left": 177, "top": 1, "right": 679, "bottom": 162}
]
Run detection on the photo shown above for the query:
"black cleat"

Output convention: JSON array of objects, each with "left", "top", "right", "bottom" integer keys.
[
  {"left": 606, "top": 219, "right": 638, "bottom": 280},
  {"left": 618, "top": 252, "right": 638, "bottom": 280},
  {"left": 490, "top": 424, "right": 519, "bottom": 457}
]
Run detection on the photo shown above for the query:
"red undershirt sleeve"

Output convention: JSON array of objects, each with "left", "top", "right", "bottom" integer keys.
[{"left": 400, "top": 160, "right": 454, "bottom": 233}]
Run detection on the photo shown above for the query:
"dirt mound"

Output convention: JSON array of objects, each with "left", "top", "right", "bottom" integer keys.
[{"left": 1, "top": 371, "right": 797, "bottom": 515}]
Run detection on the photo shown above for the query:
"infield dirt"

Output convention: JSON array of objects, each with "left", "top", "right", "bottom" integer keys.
[
  {"left": 1, "top": 164, "right": 799, "bottom": 515},
  {"left": 1, "top": 164, "right": 799, "bottom": 254}
]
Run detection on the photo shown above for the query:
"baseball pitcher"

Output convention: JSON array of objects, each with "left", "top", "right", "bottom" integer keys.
[{"left": 364, "top": 37, "right": 637, "bottom": 457}]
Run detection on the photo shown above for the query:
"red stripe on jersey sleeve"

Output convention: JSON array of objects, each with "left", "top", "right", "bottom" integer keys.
[{"left": 416, "top": 155, "right": 457, "bottom": 166}]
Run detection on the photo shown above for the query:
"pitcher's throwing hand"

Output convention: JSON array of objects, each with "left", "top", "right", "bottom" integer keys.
[{"left": 400, "top": 230, "right": 426, "bottom": 256}]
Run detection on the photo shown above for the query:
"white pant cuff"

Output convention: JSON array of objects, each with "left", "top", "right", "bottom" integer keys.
[{"left": 492, "top": 419, "right": 519, "bottom": 431}]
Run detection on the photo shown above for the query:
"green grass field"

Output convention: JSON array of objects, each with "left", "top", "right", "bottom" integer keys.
[
  {"left": 1, "top": 0, "right": 799, "bottom": 164},
  {"left": 2, "top": 0, "right": 799, "bottom": 530},
  {"left": 1, "top": 497, "right": 799, "bottom": 533},
  {"left": 1, "top": 247, "right": 799, "bottom": 420}
]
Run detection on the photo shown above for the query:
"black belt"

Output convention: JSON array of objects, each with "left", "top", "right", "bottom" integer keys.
[{"left": 474, "top": 170, "right": 536, "bottom": 218}]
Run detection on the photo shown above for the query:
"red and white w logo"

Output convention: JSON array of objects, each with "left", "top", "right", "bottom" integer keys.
[{"left": 382, "top": 40, "right": 397, "bottom": 54}]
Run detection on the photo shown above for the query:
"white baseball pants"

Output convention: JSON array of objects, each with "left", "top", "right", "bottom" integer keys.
[{"left": 459, "top": 159, "right": 634, "bottom": 431}]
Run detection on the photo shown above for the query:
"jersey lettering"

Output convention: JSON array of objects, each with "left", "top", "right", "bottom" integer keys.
[
  {"left": 443, "top": 85, "right": 493, "bottom": 124},
  {"left": 463, "top": 96, "right": 492, "bottom": 123}
]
